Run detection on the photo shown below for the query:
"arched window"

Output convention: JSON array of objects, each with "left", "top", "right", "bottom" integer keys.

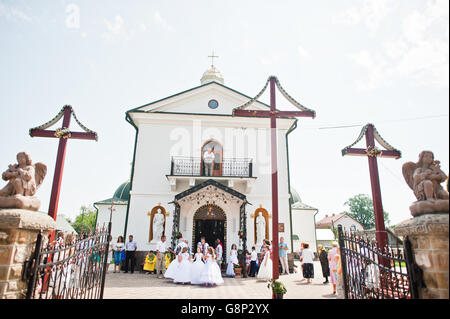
[{"left": 201, "top": 140, "right": 223, "bottom": 176}]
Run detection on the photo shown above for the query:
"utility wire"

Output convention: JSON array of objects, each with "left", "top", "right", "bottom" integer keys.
[{"left": 312, "top": 114, "right": 448, "bottom": 130}]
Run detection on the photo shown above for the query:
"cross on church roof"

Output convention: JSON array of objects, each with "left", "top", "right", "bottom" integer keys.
[{"left": 208, "top": 51, "right": 219, "bottom": 66}]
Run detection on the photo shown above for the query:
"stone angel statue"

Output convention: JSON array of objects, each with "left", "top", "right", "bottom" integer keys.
[
  {"left": 402, "top": 150, "right": 449, "bottom": 215},
  {"left": 0, "top": 152, "right": 47, "bottom": 211}
]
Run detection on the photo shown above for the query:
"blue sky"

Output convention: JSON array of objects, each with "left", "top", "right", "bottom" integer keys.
[{"left": 0, "top": 0, "right": 448, "bottom": 226}]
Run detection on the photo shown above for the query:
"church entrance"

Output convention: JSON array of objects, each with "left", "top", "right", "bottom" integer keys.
[{"left": 192, "top": 204, "right": 226, "bottom": 261}]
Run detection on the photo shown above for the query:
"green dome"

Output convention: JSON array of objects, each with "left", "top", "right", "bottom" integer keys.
[
  {"left": 113, "top": 181, "right": 131, "bottom": 201},
  {"left": 291, "top": 188, "right": 301, "bottom": 204}
]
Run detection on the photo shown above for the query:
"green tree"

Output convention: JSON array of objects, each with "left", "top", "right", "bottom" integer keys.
[
  {"left": 343, "top": 194, "right": 390, "bottom": 229},
  {"left": 70, "top": 205, "right": 97, "bottom": 235}
]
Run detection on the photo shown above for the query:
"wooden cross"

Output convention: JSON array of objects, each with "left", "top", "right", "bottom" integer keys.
[
  {"left": 108, "top": 200, "right": 116, "bottom": 224},
  {"left": 233, "top": 76, "right": 315, "bottom": 280},
  {"left": 208, "top": 51, "right": 219, "bottom": 66},
  {"left": 29, "top": 105, "right": 98, "bottom": 226},
  {"left": 341, "top": 123, "right": 401, "bottom": 249}
]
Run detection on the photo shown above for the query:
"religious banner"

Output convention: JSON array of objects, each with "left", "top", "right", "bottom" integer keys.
[{"left": 278, "top": 223, "right": 284, "bottom": 233}]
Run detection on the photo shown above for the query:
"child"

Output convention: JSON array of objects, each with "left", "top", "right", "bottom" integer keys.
[
  {"left": 173, "top": 247, "right": 192, "bottom": 284},
  {"left": 249, "top": 246, "right": 258, "bottom": 277},
  {"left": 200, "top": 247, "right": 224, "bottom": 287},
  {"left": 190, "top": 247, "right": 205, "bottom": 285},
  {"left": 143, "top": 251, "right": 156, "bottom": 274},
  {"left": 226, "top": 244, "right": 238, "bottom": 277},
  {"left": 257, "top": 245, "right": 272, "bottom": 281}
]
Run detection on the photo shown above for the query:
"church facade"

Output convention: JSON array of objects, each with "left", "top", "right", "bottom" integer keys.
[{"left": 95, "top": 66, "right": 318, "bottom": 263}]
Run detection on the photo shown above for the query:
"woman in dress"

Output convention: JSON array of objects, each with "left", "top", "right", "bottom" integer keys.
[
  {"left": 318, "top": 245, "right": 330, "bottom": 284},
  {"left": 174, "top": 247, "right": 192, "bottom": 284},
  {"left": 200, "top": 247, "right": 224, "bottom": 287},
  {"left": 328, "top": 242, "right": 338, "bottom": 294},
  {"left": 257, "top": 245, "right": 272, "bottom": 281},
  {"left": 226, "top": 244, "right": 239, "bottom": 277},
  {"left": 113, "top": 236, "right": 125, "bottom": 273},
  {"left": 190, "top": 247, "right": 205, "bottom": 285},
  {"left": 301, "top": 243, "right": 314, "bottom": 283}
]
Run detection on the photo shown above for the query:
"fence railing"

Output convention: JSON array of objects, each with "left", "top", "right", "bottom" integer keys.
[
  {"left": 337, "top": 225, "right": 422, "bottom": 299},
  {"left": 170, "top": 156, "right": 253, "bottom": 177},
  {"left": 24, "top": 224, "right": 111, "bottom": 299}
]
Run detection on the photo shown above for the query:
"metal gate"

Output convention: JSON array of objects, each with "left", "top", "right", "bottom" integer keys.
[
  {"left": 337, "top": 225, "right": 424, "bottom": 299},
  {"left": 23, "top": 224, "right": 111, "bottom": 299}
]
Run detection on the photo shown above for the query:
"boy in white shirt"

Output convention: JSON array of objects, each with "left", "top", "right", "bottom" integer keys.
[{"left": 249, "top": 246, "right": 258, "bottom": 277}]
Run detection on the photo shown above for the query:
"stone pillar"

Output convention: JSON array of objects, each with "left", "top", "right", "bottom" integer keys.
[
  {"left": 0, "top": 209, "right": 55, "bottom": 299},
  {"left": 394, "top": 213, "right": 449, "bottom": 299}
]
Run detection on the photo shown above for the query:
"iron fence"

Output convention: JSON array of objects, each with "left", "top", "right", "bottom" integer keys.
[
  {"left": 24, "top": 224, "right": 111, "bottom": 299},
  {"left": 337, "top": 225, "right": 423, "bottom": 299},
  {"left": 170, "top": 156, "right": 253, "bottom": 177}
]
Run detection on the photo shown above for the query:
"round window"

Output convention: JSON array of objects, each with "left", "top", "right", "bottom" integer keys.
[{"left": 208, "top": 99, "right": 219, "bottom": 109}]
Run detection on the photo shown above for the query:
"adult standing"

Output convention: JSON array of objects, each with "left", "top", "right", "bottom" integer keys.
[
  {"left": 328, "top": 242, "right": 338, "bottom": 294},
  {"left": 203, "top": 148, "right": 215, "bottom": 176},
  {"left": 301, "top": 243, "right": 314, "bottom": 284},
  {"left": 215, "top": 239, "right": 223, "bottom": 270},
  {"left": 113, "top": 236, "right": 125, "bottom": 273},
  {"left": 124, "top": 235, "right": 137, "bottom": 274},
  {"left": 318, "top": 245, "right": 330, "bottom": 284},
  {"left": 279, "top": 237, "right": 289, "bottom": 275},
  {"left": 197, "top": 237, "right": 209, "bottom": 256},
  {"left": 155, "top": 235, "right": 169, "bottom": 279}
]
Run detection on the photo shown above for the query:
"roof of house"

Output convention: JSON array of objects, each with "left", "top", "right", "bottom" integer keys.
[{"left": 315, "top": 213, "right": 363, "bottom": 229}]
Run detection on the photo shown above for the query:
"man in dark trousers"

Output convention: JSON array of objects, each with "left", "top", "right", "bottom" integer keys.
[{"left": 124, "top": 235, "right": 137, "bottom": 273}]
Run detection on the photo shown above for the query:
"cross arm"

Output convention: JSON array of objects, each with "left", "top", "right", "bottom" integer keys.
[
  {"left": 233, "top": 109, "right": 315, "bottom": 118},
  {"left": 30, "top": 129, "right": 97, "bottom": 141},
  {"left": 343, "top": 148, "right": 401, "bottom": 159}
]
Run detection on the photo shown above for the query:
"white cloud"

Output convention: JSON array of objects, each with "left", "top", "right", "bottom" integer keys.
[
  {"left": 348, "top": 0, "right": 449, "bottom": 90},
  {"left": 0, "top": 3, "right": 31, "bottom": 22},
  {"left": 332, "top": 0, "right": 395, "bottom": 36},
  {"left": 297, "top": 45, "right": 309, "bottom": 58},
  {"left": 153, "top": 10, "right": 175, "bottom": 32}
]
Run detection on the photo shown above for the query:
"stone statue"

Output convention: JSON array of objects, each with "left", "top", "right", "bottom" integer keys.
[
  {"left": 256, "top": 212, "right": 266, "bottom": 244},
  {"left": 152, "top": 208, "right": 165, "bottom": 242},
  {"left": 402, "top": 150, "right": 449, "bottom": 216},
  {"left": 0, "top": 152, "right": 46, "bottom": 211}
]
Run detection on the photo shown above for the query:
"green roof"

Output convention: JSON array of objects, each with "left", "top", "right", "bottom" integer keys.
[{"left": 94, "top": 181, "right": 131, "bottom": 205}]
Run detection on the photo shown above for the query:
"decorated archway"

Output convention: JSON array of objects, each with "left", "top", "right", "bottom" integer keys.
[
  {"left": 192, "top": 204, "right": 227, "bottom": 260},
  {"left": 252, "top": 206, "right": 271, "bottom": 245}
]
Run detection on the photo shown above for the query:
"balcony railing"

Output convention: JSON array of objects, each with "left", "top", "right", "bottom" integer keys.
[{"left": 170, "top": 156, "right": 253, "bottom": 177}]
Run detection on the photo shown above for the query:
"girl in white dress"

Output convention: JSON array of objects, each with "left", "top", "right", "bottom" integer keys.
[
  {"left": 200, "top": 247, "right": 224, "bottom": 287},
  {"left": 190, "top": 247, "right": 205, "bottom": 285},
  {"left": 257, "top": 245, "right": 272, "bottom": 281},
  {"left": 173, "top": 247, "right": 192, "bottom": 284},
  {"left": 226, "top": 244, "right": 239, "bottom": 277},
  {"left": 164, "top": 250, "right": 181, "bottom": 279}
]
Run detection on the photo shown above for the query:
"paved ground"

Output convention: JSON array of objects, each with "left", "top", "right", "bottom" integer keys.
[{"left": 103, "top": 261, "right": 337, "bottom": 299}]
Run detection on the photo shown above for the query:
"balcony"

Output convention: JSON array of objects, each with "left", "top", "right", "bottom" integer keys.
[{"left": 167, "top": 156, "right": 255, "bottom": 192}]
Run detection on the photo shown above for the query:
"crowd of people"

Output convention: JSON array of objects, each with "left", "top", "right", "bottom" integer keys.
[{"left": 110, "top": 233, "right": 344, "bottom": 294}]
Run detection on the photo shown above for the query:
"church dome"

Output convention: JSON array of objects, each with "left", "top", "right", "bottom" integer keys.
[
  {"left": 113, "top": 181, "right": 131, "bottom": 201},
  {"left": 290, "top": 188, "right": 302, "bottom": 204},
  {"left": 200, "top": 65, "right": 224, "bottom": 85}
]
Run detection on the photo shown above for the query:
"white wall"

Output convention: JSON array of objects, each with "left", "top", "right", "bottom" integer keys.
[
  {"left": 334, "top": 215, "right": 364, "bottom": 232},
  {"left": 291, "top": 208, "right": 318, "bottom": 253}
]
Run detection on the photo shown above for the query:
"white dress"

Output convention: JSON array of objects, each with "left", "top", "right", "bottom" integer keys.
[
  {"left": 199, "top": 253, "right": 224, "bottom": 285},
  {"left": 226, "top": 249, "right": 239, "bottom": 277},
  {"left": 257, "top": 251, "right": 273, "bottom": 281},
  {"left": 164, "top": 252, "right": 181, "bottom": 279},
  {"left": 174, "top": 252, "right": 192, "bottom": 283},
  {"left": 190, "top": 253, "right": 205, "bottom": 285}
]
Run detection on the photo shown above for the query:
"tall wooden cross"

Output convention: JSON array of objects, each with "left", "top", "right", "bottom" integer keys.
[
  {"left": 29, "top": 105, "right": 98, "bottom": 228},
  {"left": 233, "top": 76, "right": 316, "bottom": 280},
  {"left": 341, "top": 123, "right": 401, "bottom": 249}
]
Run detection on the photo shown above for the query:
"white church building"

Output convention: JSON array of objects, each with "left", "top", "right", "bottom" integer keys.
[{"left": 95, "top": 64, "right": 318, "bottom": 263}]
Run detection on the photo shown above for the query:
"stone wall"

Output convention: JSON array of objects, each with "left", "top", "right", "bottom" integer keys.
[
  {"left": 0, "top": 209, "right": 55, "bottom": 299},
  {"left": 394, "top": 213, "right": 449, "bottom": 299}
]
